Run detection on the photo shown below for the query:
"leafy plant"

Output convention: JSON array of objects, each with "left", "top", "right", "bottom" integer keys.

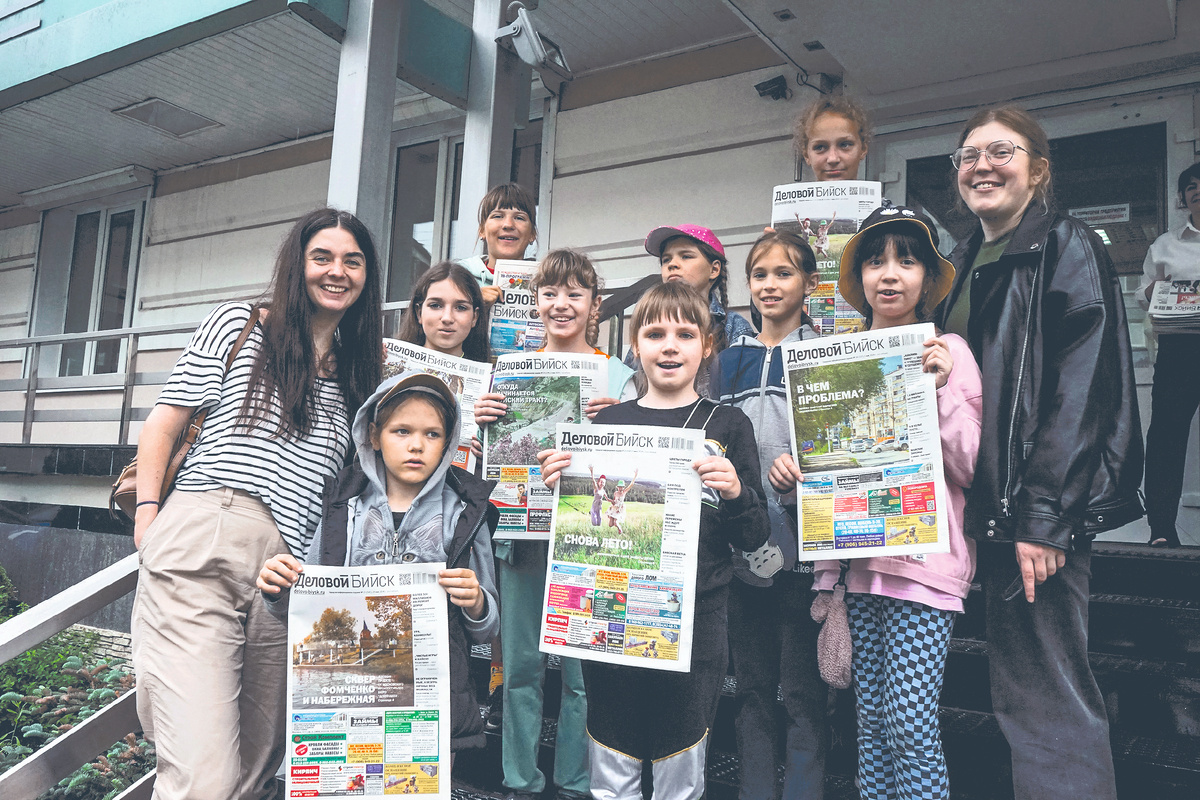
[{"left": 0, "top": 563, "right": 155, "bottom": 798}]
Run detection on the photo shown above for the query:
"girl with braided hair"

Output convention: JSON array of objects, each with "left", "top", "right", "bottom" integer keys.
[{"left": 631, "top": 225, "right": 755, "bottom": 397}]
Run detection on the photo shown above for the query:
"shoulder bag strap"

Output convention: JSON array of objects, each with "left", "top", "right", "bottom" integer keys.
[{"left": 175, "top": 307, "right": 261, "bottom": 452}]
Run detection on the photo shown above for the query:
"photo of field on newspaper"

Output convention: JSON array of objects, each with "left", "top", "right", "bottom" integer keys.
[
  {"left": 772, "top": 212, "right": 858, "bottom": 273},
  {"left": 486, "top": 375, "right": 582, "bottom": 464},
  {"left": 791, "top": 355, "right": 912, "bottom": 473},
  {"left": 552, "top": 464, "right": 666, "bottom": 571},
  {"left": 290, "top": 593, "right": 415, "bottom": 709}
]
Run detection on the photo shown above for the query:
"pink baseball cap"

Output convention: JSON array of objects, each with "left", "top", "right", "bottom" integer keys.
[{"left": 644, "top": 225, "right": 726, "bottom": 260}]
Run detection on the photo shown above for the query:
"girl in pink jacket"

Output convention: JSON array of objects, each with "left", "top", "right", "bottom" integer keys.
[{"left": 770, "top": 206, "right": 982, "bottom": 799}]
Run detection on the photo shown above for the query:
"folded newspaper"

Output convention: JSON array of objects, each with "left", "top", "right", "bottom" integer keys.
[
  {"left": 1148, "top": 279, "right": 1200, "bottom": 334},
  {"left": 483, "top": 353, "right": 606, "bottom": 539},
  {"left": 285, "top": 563, "right": 450, "bottom": 799},
  {"left": 487, "top": 260, "right": 545, "bottom": 356},
  {"left": 770, "top": 180, "right": 882, "bottom": 334},
  {"left": 782, "top": 323, "right": 950, "bottom": 560},
  {"left": 539, "top": 423, "right": 704, "bottom": 672}
]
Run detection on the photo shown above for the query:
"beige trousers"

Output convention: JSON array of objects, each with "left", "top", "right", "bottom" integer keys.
[{"left": 131, "top": 487, "right": 289, "bottom": 800}]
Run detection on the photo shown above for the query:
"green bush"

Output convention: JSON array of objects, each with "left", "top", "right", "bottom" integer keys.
[{"left": 0, "top": 564, "right": 155, "bottom": 799}]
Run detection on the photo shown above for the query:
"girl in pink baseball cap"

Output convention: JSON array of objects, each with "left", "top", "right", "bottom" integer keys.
[{"left": 636, "top": 225, "right": 756, "bottom": 393}]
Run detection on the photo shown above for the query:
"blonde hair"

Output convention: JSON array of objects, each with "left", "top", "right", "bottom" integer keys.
[
  {"left": 532, "top": 248, "right": 603, "bottom": 346},
  {"left": 794, "top": 96, "right": 872, "bottom": 161}
]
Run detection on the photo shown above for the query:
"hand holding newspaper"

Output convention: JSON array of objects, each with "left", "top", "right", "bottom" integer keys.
[
  {"left": 539, "top": 423, "right": 704, "bottom": 672},
  {"left": 285, "top": 563, "right": 450, "bottom": 799},
  {"left": 781, "top": 323, "right": 950, "bottom": 560},
  {"left": 483, "top": 353, "right": 607, "bottom": 539}
]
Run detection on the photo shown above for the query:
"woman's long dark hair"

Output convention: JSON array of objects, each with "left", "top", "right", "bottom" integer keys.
[
  {"left": 397, "top": 261, "right": 490, "bottom": 362},
  {"left": 240, "top": 208, "right": 383, "bottom": 438}
]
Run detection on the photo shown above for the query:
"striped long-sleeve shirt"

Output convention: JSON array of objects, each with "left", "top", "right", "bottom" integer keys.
[{"left": 159, "top": 302, "right": 352, "bottom": 556}]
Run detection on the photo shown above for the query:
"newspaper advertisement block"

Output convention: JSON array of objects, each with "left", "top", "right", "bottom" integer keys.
[
  {"left": 488, "top": 260, "right": 544, "bottom": 356},
  {"left": 285, "top": 564, "right": 450, "bottom": 799},
  {"left": 484, "top": 353, "right": 606, "bottom": 539},
  {"left": 770, "top": 181, "right": 882, "bottom": 334},
  {"left": 539, "top": 423, "right": 704, "bottom": 672},
  {"left": 383, "top": 339, "right": 493, "bottom": 471},
  {"left": 1148, "top": 279, "right": 1200, "bottom": 334},
  {"left": 782, "top": 323, "right": 950, "bottom": 560}
]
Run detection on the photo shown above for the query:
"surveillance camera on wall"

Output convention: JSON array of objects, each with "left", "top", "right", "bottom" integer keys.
[
  {"left": 495, "top": 2, "right": 572, "bottom": 83},
  {"left": 754, "top": 75, "right": 789, "bottom": 101}
]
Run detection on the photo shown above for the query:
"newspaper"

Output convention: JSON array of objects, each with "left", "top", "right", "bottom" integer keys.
[
  {"left": 285, "top": 563, "right": 450, "bottom": 799},
  {"left": 782, "top": 323, "right": 950, "bottom": 560},
  {"left": 539, "top": 423, "right": 704, "bottom": 672},
  {"left": 483, "top": 353, "right": 607, "bottom": 539},
  {"left": 1148, "top": 279, "right": 1200, "bottom": 333},
  {"left": 383, "top": 339, "right": 493, "bottom": 471},
  {"left": 488, "top": 260, "right": 545, "bottom": 356},
  {"left": 770, "top": 180, "right": 882, "bottom": 334}
]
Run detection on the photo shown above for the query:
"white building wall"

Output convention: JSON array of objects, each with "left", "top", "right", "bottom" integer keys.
[
  {"left": 550, "top": 66, "right": 824, "bottom": 312},
  {"left": 136, "top": 159, "right": 331, "bottom": 327}
]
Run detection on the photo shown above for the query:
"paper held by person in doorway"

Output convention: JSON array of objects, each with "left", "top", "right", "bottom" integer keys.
[
  {"left": 540, "top": 423, "right": 704, "bottom": 673},
  {"left": 770, "top": 180, "right": 882, "bottom": 335},
  {"left": 487, "top": 260, "right": 545, "bottom": 356},
  {"left": 285, "top": 563, "right": 450, "bottom": 799},
  {"left": 782, "top": 322, "right": 950, "bottom": 561}
]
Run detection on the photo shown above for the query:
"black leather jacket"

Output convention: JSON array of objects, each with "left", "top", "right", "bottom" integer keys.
[{"left": 939, "top": 204, "right": 1144, "bottom": 550}]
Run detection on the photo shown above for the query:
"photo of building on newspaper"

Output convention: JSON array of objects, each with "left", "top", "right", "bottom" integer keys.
[
  {"left": 783, "top": 323, "right": 951, "bottom": 560},
  {"left": 540, "top": 424, "right": 704, "bottom": 672},
  {"left": 285, "top": 564, "right": 451, "bottom": 799}
]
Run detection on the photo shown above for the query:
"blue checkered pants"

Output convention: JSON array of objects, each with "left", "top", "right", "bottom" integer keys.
[{"left": 846, "top": 593, "right": 955, "bottom": 800}]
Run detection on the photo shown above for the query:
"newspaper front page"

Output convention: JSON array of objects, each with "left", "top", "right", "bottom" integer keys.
[
  {"left": 539, "top": 423, "right": 704, "bottom": 672},
  {"left": 770, "top": 180, "right": 882, "bottom": 334},
  {"left": 483, "top": 353, "right": 606, "bottom": 539},
  {"left": 383, "top": 339, "right": 493, "bottom": 471},
  {"left": 488, "top": 260, "right": 545, "bottom": 356},
  {"left": 1148, "top": 279, "right": 1200, "bottom": 333},
  {"left": 782, "top": 323, "right": 950, "bottom": 560},
  {"left": 285, "top": 563, "right": 450, "bottom": 799}
]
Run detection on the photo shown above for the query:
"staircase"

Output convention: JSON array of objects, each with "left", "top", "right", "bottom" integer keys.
[{"left": 452, "top": 542, "right": 1200, "bottom": 799}]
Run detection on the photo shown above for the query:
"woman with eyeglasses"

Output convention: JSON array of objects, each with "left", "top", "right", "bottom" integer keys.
[{"left": 937, "top": 106, "right": 1143, "bottom": 799}]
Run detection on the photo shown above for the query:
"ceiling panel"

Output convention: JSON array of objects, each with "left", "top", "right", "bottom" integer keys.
[{"left": 0, "top": 12, "right": 342, "bottom": 209}]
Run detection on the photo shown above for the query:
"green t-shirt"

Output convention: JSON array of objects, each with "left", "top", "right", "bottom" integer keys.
[{"left": 943, "top": 233, "right": 1012, "bottom": 341}]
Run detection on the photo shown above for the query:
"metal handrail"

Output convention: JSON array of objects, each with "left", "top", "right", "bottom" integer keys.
[{"left": 0, "top": 554, "right": 150, "bottom": 799}]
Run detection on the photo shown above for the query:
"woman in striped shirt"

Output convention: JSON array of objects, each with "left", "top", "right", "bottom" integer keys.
[{"left": 130, "top": 208, "right": 383, "bottom": 800}]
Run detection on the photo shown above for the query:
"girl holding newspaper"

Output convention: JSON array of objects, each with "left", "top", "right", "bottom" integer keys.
[
  {"left": 474, "top": 249, "right": 636, "bottom": 800},
  {"left": 539, "top": 280, "right": 768, "bottom": 800},
  {"left": 709, "top": 231, "right": 828, "bottom": 800},
  {"left": 771, "top": 206, "right": 981, "bottom": 799}
]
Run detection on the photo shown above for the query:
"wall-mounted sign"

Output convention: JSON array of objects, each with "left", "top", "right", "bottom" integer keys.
[{"left": 1068, "top": 203, "right": 1131, "bottom": 226}]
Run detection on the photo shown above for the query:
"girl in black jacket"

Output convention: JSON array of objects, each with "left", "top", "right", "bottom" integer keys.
[{"left": 939, "top": 106, "right": 1143, "bottom": 800}]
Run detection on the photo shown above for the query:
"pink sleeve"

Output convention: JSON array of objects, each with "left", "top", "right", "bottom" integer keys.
[{"left": 935, "top": 334, "right": 983, "bottom": 491}]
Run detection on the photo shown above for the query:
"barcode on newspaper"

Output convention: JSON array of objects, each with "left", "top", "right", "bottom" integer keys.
[
  {"left": 902, "top": 333, "right": 921, "bottom": 346},
  {"left": 671, "top": 437, "right": 691, "bottom": 450},
  {"left": 411, "top": 572, "right": 437, "bottom": 584}
]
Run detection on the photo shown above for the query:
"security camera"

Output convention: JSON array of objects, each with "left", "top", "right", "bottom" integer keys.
[
  {"left": 495, "top": 2, "right": 572, "bottom": 83},
  {"left": 754, "top": 75, "right": 789, "bottom": 101}
]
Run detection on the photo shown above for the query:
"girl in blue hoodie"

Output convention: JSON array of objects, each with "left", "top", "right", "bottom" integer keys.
[{"left": 710, "top": 230, "right": 827, "bottom": 800}]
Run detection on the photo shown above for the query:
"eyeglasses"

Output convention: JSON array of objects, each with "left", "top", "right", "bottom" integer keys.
[{"left": 951, "top": 140, "right": 1030, "bottom": 171}]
